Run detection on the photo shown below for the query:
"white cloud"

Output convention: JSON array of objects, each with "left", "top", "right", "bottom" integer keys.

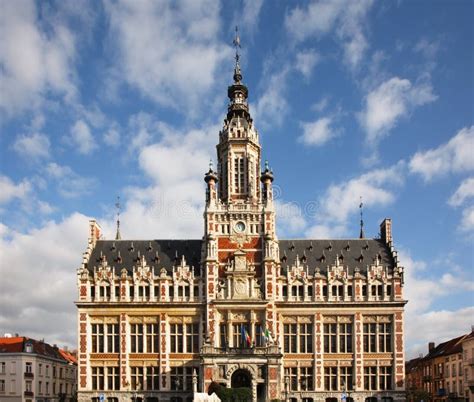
[
  {"left": 0, "top": 175, "right": 32, "bottom": 205},
  {"left": 406, "top": 307, "right": 474, "bottom": 358},
  {"left": 104, "top": 0, "right": 231, "bottom": 114},
  {"left": 13, "top": 132, "right": 51, "bottom": 160},
  {"left": 312, "top": 97, "right": 329, "bottom": 113},
  {"left": 295, "top": 50, "right": 320, "bottom": 78},
  {"left": 103, "top": 120, "right": 219, "bottom": 240},
  {"left": 103, "top": 128, "right": 120, "bottom": 147},
  {"left": 69, "top": 119, "right": 97, "bottom": 155},
  {"left": 414, "top": 38, "right": 440, "bottom": 59},
  {"left": 306, "top": 223, "right": 348, "bottom": 239},
  {"left": 400, "top": 250, "right": 474, "bottom": 357},
  {"left": 0, "top": 0, "right": 77, "bottom": 118},
  {"left": 45, "top": 162, "right": 96, "bottom": 198},
  {"left": 319, "top": 161, "right": 405, "bottom": 223},
  {"left": 449, "top": 177, "right": 474, "bottom": 207},
  {"left": 285, "top": 0, "right": 374, "bottom": 69},
  {"left": 0, "top": 213, "right": 90, "bottom": 347},
  {"left": 240, "top": 0, "right": 264, "bottom": 36},
  {"left": 304, "top": 162, "right": 405, "bottom": 238},
  {"left": 253, "top": 67, "right": 290, "bottom": 128},
  {"left": 360, "top": 77, "right": 437, "bottom": 144},
  {"left": 460, "top": 206, "right": 474, "bottom": 232},
  {"left": 298, "top": 117, "right": 337, "bottom": 147},
  {"left": 127, "top": 112, "right": 159, "bottom": 154},
  {"left": 275, "top": 200, "right": 307, "bottom": 236},
  {"left": 409, "top": 126, "right": 474, "bottom": 181},
  {"left": 37, "top": 200, "right": 55, "bottom": 215}
]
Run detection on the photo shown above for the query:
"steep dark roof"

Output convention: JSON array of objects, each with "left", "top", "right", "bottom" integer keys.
[
  {"left": 86, "top": 238, "right": 394, "bottom": 275},
  {"left": 425, "top": 334, "right": 468, "bottom": 359},
  {"left": 405, "top": 357, "right": 423, "bottom": 373},
  {"left": 0, "top": 337, "right": 69, "bottom": 362},
  {"left": 279, "top": 239, "right": 395, "bottom": 274},
  {"left": 88, "top": 240, "right": 203, "bottom": 275}
]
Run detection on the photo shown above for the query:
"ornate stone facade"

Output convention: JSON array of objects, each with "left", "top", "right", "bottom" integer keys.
[{"left": 76, "top": 58, "right": 406, "bottom": 402}]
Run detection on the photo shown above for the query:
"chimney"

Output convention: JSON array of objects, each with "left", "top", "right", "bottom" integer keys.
[
  {"left": 428, "top": 342, "right": 435, "bottom": 352},
  {"left": 380, "top": 218, "right": 392, "bottom": 244},
  {"left": 88, "top": 219, "right": 102, "bottom": 247}
]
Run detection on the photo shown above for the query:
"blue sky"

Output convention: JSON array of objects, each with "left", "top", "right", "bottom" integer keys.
[{"left": 0, "top": 0, "right": 473, "bottom": 357}]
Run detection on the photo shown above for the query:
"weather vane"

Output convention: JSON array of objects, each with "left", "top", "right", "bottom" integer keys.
[
  {"left": 115, "top": 196, "right": 122, "bottom": 240},
  {"left": 359, "top": 196, "right": 365, "bottom": 239},
  {"left": 233, "top": 26, "right": 241, "bottom": 64}
]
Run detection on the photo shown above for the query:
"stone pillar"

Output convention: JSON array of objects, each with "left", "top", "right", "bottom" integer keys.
[
  {"left": 78, "top": 312, "right": 88, "bottom": 390},
  {"left": 314, "top": 312, "right": 323, "bottom": 390},
  {"left": 354, "top": 312, "right": 363, "bottom": 390},
  {"left": 394, "top": 311, "right": 405, "bottom": 391},
  {"left": 159, "top": 313, "right": 168, "bottom": 390},
  {"left": 119, "top": 313, "right": 128, "bottom": 390}
]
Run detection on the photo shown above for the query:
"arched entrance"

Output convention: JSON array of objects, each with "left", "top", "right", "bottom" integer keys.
[{"left": 231, "top": 369, "right": 252, "bottom": 388}]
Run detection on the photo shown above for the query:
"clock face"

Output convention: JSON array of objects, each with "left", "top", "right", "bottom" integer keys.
[{"left": 235, "top": 221, "right": 246, "bottom": 233}]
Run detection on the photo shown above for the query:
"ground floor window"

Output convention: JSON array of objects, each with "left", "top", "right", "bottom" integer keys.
[{"left": 170, "top": 366, "right": 197, "bottom": 391}]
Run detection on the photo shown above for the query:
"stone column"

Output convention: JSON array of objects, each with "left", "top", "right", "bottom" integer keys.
[
  {"left": 394, "top": 311, "right": 405, "bottom": 391},
  {"left": 354, "top": 312, "right": 363, "bottom": 391}
]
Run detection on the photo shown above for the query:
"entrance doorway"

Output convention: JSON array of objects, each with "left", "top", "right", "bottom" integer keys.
[{"left": 231, "top": 369, "right": 252, "bottom": 388}]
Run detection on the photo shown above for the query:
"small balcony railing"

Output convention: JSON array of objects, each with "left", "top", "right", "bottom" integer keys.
[
  {"left": 201, "top": 345, "right": 281, "bottom": 356},
  {"left": 24, "top": 391, "right": 34, "bottom": 397},
  {"left": 24, "top": 372, "right": 34, "bottom": 379}
]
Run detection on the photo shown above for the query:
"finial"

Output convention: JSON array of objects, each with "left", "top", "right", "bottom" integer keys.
[
  {"left": 115, "top": 196, "right": 121, "bottom": 240},
  {"left": 359, "top": 196, "right": 365, "bottom": 239},
  {"left": 233, "top": 26, "right": 241, "bottom": 65},
  {"left": 232, "top": 26, "right": 242, "bottom": 83},
  {"left": 265, "top": 160, "right": 269, "bottom": 171},
  {"left": 209, "top": 158, "right": 214, "bottom": 171}
]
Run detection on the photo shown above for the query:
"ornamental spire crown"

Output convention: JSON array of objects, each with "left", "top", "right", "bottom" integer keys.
[{"left": 227, "top": 26, "right": 251, "bottom": 122}]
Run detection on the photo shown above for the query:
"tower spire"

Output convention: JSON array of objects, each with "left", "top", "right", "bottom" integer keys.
[
  {"left": 232, "top": 26, "right": 242, "bottom": 83},
  {"left": 115, "top": 196, "right": 122, "bottom": 240},
  {"left": 359, "top": 197, "right": 365, "bottom": 239}
]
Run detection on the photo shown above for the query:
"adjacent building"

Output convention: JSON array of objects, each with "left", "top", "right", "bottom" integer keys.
[
  {"left": 406, "top": 330, "right": 474, "bottom": 402},
  {"left": 76, "top": 47, "right": 407, "bottom": 402},
  {"left": 462, "top": 331, "right": 474, "bottom": 401},
  {"left": 0, "top": 336, "right": 77, "bottom": 402}
]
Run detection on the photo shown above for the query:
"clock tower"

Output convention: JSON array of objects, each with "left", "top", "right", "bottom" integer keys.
[{"left": 201, "top": 32, "right": 281, "bottom": 398}]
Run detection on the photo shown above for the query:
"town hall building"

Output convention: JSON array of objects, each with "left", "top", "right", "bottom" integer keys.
[{"left": 76, "top": 42, "right": 407, "bottom": 402}]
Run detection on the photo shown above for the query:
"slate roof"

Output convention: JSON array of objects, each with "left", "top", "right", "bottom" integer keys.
[
  {"left": 425, "top": 333, "right": 469, "bottom": 359},
  {"left": 88, "top": 240, "right": 203, "bottom": 275},
  {"left": 0, "top": 337, "right": 73, "bottom": 363},
  {"left": 87, "top": 238, "right": 395, "bottom": 275},
  {"left": 278, "top": 239, "right": 394, "bottom": 274}
]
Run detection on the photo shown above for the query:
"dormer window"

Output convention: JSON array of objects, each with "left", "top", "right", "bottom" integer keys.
[{"left": 25, "top": 343, "right": 33, "bottom": 353}]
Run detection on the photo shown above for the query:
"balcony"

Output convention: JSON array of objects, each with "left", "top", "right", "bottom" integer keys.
[
  {"left": 422, "top": 375, "right": 432, "bottom": 382},
  {"left": 201, "top": 345, "right": 281, "bottom": 356},
  {"left": 24, "top": 391, "right": 34, "bottom": 397},
  {"left": 24, "top": 372, "right": 34, "bottom": 379}
]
